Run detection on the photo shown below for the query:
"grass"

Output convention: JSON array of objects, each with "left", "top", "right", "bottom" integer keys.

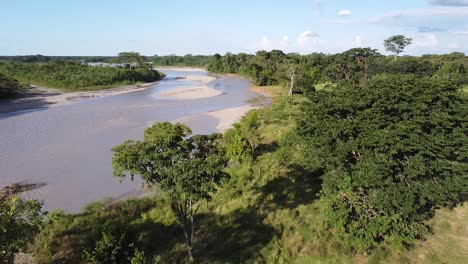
[
  {"left": 251, "top": 85, "right": 286, "bottom": 97},
  {"left": 314, "top": 82, "right": 337, "bottom": 91},
  {"left": 31, "top": 93, "right": 468, "bottom": 263}
]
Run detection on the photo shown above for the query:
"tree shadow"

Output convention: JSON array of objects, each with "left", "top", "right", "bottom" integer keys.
[
  {"left": 255, "top": 141, "right": 279, "bottom": 157},
  {"left": 194, "top": 207, "right": 277, "bottom": 263},
  {"left": 257, "top": 164, "right": 323, "bottom": 210},
  {"left": 0, "top": 97, "right": 52, "bottom": 119}
]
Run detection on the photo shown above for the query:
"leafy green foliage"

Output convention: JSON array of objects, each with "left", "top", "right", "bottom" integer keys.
[
  {"left": 0, "top": 73, "right": 26, "bottom": 99},
  {"left": 32, "top": 198, "right": 179, "bottom": 264},
  {"left": 153, "top": 54, "right": 214, "bottom": 67},
  {"left": 224, "top": 123, "right": 253, "bottom": 162},
  {"left": 112, "top": 122, "right": 229, "bottom": 260},
  {"left": 111, "top": 52, "right": 149, "bottom": 69},
  {"left": 0, "top": 61, "right": 163, "bottom": 91},
  {"left": 297, "top": 74, "right": 468, "bottom": 251},
  {"left": 0, "top": 195, "right": 42, "bottom": 264},
  {"left": 82, "top": 224, "right": 141, "bottom": 264},
  {"left": 384, "top": 35, "right": 413, "bottom": 59}
]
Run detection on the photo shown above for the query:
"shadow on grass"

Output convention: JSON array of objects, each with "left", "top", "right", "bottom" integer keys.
[
  {"left": 194, "top": 207, "right": 276, "bottom": 263},
  {"left": 255, "top": 141, "right": 280, "bottom": 158},
  {"left": 257, "top": 164, "right": 323, "bottom": 210}
]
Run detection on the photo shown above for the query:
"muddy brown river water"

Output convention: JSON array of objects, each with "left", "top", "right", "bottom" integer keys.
[{"left": 0, "top": 69, "right": 264, "bottom": 212}]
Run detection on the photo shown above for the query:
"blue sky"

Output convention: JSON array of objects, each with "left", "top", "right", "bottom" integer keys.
[{"left": 1, "top": 0, "right": 467, "bottom": 56}]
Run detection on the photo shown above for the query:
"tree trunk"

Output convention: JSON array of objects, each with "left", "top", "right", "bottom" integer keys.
[
  {"left": 183, "top": 223, "right": 194, "bottom": 262},
  {"left": 288, "top": 69, "right": 295, "bottom": 97},
  {"left": 394, "top": 54, "right": 397, "bottom": 61},
  {"left": 174, "top": 203, "right": 195, "bottom": 262}
]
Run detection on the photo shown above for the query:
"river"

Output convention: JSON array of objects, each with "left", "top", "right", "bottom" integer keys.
[{"left": 0, "top": 69, "right": 263, "bottom": 212}]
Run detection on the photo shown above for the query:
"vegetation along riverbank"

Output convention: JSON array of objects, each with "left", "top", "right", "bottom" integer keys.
[{"left": 2, "top": 35, "right": 468, "bottom": 263}]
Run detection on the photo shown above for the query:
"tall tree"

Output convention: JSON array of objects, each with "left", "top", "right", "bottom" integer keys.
[
  {"left": 114, "top": 52, "right": 148, "bottom": 69},
  {"left": 384, "top": 35, "right": 413, "bottom": 61},
  {"left": 112, "top": 122, "right": 228, "bottom": 261}
]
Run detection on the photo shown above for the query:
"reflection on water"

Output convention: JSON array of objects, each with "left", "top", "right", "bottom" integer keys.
[{"left": 0, "top": 69, "right": 261, "bottom": 212}]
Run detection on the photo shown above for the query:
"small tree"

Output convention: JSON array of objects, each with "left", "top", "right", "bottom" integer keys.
[
  {"left": 114, "top": 52, "right": 148, "bottom": 69},
  {"left": 0, "top": 186, "right": 43, "bottom": 264},
  {"left": 112, "top": 122, "right": 228, "bottom": 261},
  {"left": 384, "top": 35, "right": 413, "bottom": 61}
]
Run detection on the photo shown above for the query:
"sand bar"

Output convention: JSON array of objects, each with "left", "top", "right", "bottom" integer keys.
[
  {"left": 205, "top": 105, "right": 258, "bottom": 132},
  {"left": 157, "top": 85, "right": 223, "bottom": 100},
  {"left": 0, "top": 82, "right": 157, "bottom": 114}
]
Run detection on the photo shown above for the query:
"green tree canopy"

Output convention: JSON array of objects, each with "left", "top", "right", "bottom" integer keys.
[
  {"left": 112, "top": 122, "right": 228, "bottom": 261},
  {"left": 0, "top": 186, "right": 43, "bottom": 264},
  {"left": 384, "top": 35, "right": 413, "bottom": 60},
  {"left": 297, "top": 74, "right": 468, "bottom": 251}
]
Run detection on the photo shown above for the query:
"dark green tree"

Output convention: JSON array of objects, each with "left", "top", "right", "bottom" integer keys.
[
  {"left": 297, "top": 74, "right": 468, "bottom": 251},
  {"left": 112, "top": 122, "right": 228, "bottom": 261}
]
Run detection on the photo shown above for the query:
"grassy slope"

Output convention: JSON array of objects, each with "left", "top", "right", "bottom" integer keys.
[
  {"left": 33, "top": 86, "right": 468, "bottom": 263},
  {"left": 173, "top": 87, "right": 468, "bottom": 263}
]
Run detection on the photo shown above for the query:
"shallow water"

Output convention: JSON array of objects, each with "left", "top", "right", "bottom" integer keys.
[{"left": 0, "top": 69, "right": 263, "bottom": 212}]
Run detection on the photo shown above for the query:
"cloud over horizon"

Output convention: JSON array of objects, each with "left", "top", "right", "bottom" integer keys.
[
  {"left": 427, "top": 0, "right": 468, "bottom": 6},
  {"left": 337, "top": 9, "right": 352, "bottom": 16}
]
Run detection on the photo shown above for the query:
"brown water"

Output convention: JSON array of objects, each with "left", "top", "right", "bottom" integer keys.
[{"left": 0, "top": 69, "right": 263, "bottom": 212}]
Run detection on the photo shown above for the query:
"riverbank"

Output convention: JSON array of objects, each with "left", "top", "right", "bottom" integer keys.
[
  {"left": 205, "top": 105, "right": 258, "bottom": 132},
  {"left": 0, "top": 82, "right": 157, "bottom": 114},
  {"left": 155, "top": 74, "right": 222, "bottom": 100},
  {"left": 155, "top": 66, "right": 205, "bottom": 72}
]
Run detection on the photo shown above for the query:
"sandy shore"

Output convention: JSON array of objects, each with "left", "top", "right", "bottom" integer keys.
[
  {"left": 155, "top": 66, "right": 205, "bottom": 72},
  {"left": 158, "top": 86, "right": 223, "bottom": 100},
  {"left": 0, "top": 82, "right": 157, "bottom": 114},
  {"left": 155, "top": 73, "right": 223, "bottom": 100},
  {"left": 205, "top": 105, "right": 258, "bottom": 132}
]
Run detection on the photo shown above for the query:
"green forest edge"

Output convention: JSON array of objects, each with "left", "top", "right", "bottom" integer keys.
[
  {"left": 0, "top": 52, "right": 164, "bottom": 99},
  {"left": 1, "top": 36, "right": 467, "bottom": 263}
]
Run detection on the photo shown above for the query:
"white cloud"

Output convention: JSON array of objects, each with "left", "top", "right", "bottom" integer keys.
[
  {"left": 280, "top": 36, "right": 290, "bottom": 50},
  {"left": 353, "top": 35, "right": 363, "bottom": 47},
  {"left": 450, "top": 29, "right": 468, "bottom": 35},
  {"left": 413, "top": 33, "right": 439, "bottom": 47},
  {"left": 297, "top": 31, "right": 320, "bottom": 47},
  {"left": 326, "top": 7, "right": 468, "bottom": 27},
  {"left": 448, "top": 42, "right": 460, "bottom": 49},
  {"left": 427, "top": 0, "right": 468, "bottom": 6},
  {"left": 258, "top": 36, "right": 272, "bottom": 51},
  {"left": 338, "top": 9, "right": 352, "bottom": 16}
]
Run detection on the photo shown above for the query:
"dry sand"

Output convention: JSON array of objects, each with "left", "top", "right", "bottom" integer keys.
[
  {"left": 155, "top": 67, "right": 205, "bottom": 72},
  {"left": 205, "top": 105, "right": 258, "bottom": 132},
  {"left": 41, "top": 82, "right": 157, "bottom": 105},
  {"left": 157, "top": 85, "right": 223, "bottom": 100},
  {"left": 156, "top": 74, "right": 222, "bottom": 100},
  {"left": 0, "top": 82, "right": 157, "bottom": 114},
  {"left": 183, "top": 75, "right": 216, "bottom": 84}
]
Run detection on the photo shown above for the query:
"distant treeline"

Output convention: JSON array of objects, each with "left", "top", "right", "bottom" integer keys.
[
  {"left": 153, "top": 54, "right": 214, "bottom": 67},
  {"left": 152, "top": 50, "right": 468, "bottom": 89},
  {"left": 0, "top": 61, "right": 163, "bottom": 93},
  {"left": 0, "top": 55, "right": 114, "bottom": 63}
]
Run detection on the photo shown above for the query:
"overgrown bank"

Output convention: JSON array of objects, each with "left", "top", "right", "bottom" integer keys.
[
  {"left": 11, "top": 75, "right": 466, "bottom": 263},
  {"left": 0, "top": 53, "right": 164, "bottom": 99}
]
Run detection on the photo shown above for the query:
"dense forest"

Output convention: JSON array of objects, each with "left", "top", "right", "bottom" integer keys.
[
  {"left": 153, "top": 54, "right": 214, "bottom": 67},
  {"left": 0, "top": 53, "right": 163, "bottom": 97},
  {"left": 1, "top": 37, "right": 467, "bottom": 263}
]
